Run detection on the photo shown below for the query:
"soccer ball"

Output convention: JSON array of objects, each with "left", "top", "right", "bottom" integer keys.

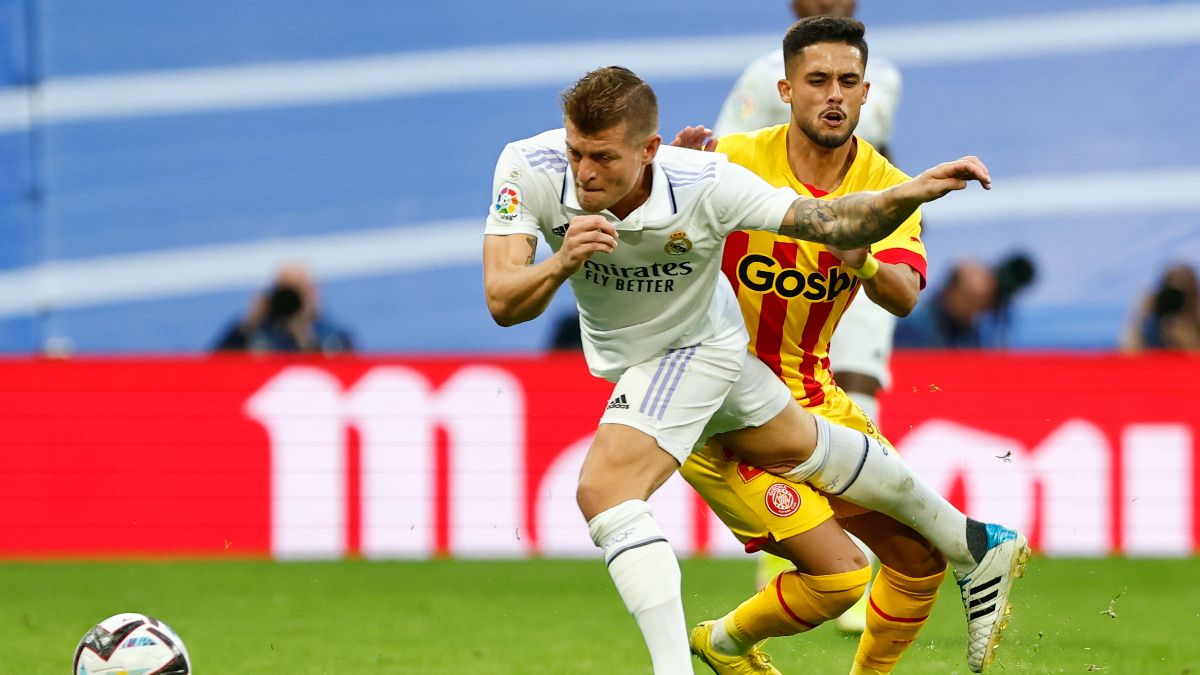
[{"left": 73, "top": 613, "right": 191, "bottom": 675}]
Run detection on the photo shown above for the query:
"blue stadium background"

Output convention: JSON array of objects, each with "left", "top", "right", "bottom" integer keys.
[{"left": 1, "top": 0, "right": 1198, "bottom": 353}]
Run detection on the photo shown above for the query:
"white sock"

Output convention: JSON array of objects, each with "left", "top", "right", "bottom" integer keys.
[
  {"left": 840, "top": 394, "right": 881, "bottom": 578},
  {"left": 588, "top": 500, "right": 692, "bottom": 674},
  {"left": 783, "top": 416, "right": 978, "bottom": 571},
  {"left": 844, "top": 389, "right": 899, "bottom": 577},
  {"left": 711, "top": 614, "right": 752, "bottom": 656}
]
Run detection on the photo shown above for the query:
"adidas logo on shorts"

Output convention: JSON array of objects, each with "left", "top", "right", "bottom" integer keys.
[{"left": 606, "top": 394, "right": 630, "bottom": 410}]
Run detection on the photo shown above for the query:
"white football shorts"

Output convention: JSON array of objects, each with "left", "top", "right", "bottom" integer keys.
[
  {"left": 599, "top": 342, "right": 793, "bottom": 464},
  {"left": 828, "top": 296, "right": 898, "bottom": 388}
]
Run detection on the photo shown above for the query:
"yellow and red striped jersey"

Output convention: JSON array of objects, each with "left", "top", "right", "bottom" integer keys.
[{"left": 719, "top": 124, "right": 927, "bottom": 406}]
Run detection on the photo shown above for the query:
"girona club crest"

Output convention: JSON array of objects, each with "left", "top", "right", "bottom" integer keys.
[{"left": 764, "top": 483, "right": 801, "bottom": 517}]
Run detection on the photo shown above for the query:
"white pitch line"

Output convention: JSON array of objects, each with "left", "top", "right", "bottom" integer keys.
[
  {"left": 0, "top": 218, "right": 481, "bottom": 316},
  {"left": 1, "top": 167, "right": 1199, "bottom": 316},
  {"left": 923, "top": 167, "right": 1200, "bottom": 224}
]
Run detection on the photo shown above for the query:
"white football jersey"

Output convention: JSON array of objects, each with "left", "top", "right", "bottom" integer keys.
[
  {"left": 713, "top": 49, "right": 901, "bottom": 148},
  {"left": 485, "top": 128, "right": 798, "bottom": 380}
]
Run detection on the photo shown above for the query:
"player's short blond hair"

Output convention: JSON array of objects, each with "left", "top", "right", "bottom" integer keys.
[{"left": 561, "top": 66, "right": 658, "bottom": 141}]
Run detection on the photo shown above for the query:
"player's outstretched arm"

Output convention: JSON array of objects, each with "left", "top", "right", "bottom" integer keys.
[
  {"left": 483, "top": 215, "right": 618, "bottom": 326},
  {"left": 779, "top": 156, "right": 991, "bottom": 249}
]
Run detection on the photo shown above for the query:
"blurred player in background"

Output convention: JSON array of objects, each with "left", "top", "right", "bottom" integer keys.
[
  {"left": 675, "top": 16, "right": 1020, "bottom": 674},
  {"left": 714, "top": 0, "right": 902, "bottom": 639},
  {"left": 717, "top": 0, "right": 900, "bottom": 157},
  {"left": 484, "top": 65, "right": 1023, "bottom": 674}
]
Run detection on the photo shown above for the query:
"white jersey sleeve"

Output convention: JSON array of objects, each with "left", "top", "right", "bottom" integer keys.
[
  {"left": 484, "top": 140, "right": 562, "bottom": 237},
  {"left": 707, "top": 160, "right": 799, "bottom": 236},
  {"left": 713, "top": 51, "right": 791, "bottom": 137}
]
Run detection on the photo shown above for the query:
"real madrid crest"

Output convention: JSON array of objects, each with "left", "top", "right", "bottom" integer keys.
[{"left": 664, "top": 231, "right": 692, "bottom": 255}]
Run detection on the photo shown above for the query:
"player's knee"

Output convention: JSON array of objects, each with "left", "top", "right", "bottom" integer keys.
[
  {"left": 820, "top": 566, "right": 872, "bottom": 619},
  {"left": 717, "top": 404, "right": 818, "bottom": 474},
  {"left": 575, "top": 479, "right": 608, "bottom": 521},
  {"left": 576, "top": 469, "right": 639, "bottom": 520},
  {"left": 783, "top": 565, "right": 872, "bottom": 622}
]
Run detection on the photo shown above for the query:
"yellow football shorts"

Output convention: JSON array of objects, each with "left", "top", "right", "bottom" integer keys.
[{"left": 680, "top": 386, "right": 891, "bottom": 550}]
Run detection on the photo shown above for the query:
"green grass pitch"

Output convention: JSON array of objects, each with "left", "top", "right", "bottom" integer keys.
[{"left": 4, "top": 556, "right": 1198, "bottom": 673}]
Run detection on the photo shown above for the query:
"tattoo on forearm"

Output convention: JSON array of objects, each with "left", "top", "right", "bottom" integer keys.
[
  {"left": 779, "top": 193, "right": 893, "bottom": 249},
  {"left": 523, "top": 236, "right": 537, "bottom": 265}
]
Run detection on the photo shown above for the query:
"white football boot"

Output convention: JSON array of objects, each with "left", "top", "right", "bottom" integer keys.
[{"left": 955, "top": 524, "right": 1031, "bottom": 672}]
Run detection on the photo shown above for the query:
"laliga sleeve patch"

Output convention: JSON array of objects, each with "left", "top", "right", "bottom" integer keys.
[
  {"left": 736, "top": 94, "right": 755, "bottom": 120},
  {"left": 764, "top": 482, "right": 800, "bottom": 517},
  {"left": 494, "top": 182, "right": 521, "bottom": 222}
]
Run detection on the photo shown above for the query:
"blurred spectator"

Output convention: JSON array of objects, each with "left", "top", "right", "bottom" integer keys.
[
  {"left": 1122, "top": 263, "right": 1200, "bottom": 351},
  {"left": 214, "top": 263, "right": 354, "bottom": 354},
  {"left": 895, "top": 254, "right": 1035, "bottom": 348}
]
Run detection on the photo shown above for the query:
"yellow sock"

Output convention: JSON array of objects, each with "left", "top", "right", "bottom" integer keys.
[
  {"left": 723, "top": 566, "right": 871, "bottom": 647},
  {"left": 853, "top": 565, "right": 945, "bottom": 674}
]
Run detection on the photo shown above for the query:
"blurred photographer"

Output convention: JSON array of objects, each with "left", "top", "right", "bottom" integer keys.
[
  {"left": 1122, "top": 263, "right": 1200, "bottom": 351},
  {"left": 214, "top": 263, "right": 354, "bottom": 354},
  {"left": 895, "top": 253, "right": 1036, "bottom": 348},
  {"left": 988, "top": 252, "right": 1037, "bottom": 347}
]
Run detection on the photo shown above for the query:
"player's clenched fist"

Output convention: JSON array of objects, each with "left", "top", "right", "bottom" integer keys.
[
  {"left": 914, "top": 156, "right": 992, "bottom": 200},
  {"left": 555, "top": 215, "right": 619, "bottom": 276}
]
